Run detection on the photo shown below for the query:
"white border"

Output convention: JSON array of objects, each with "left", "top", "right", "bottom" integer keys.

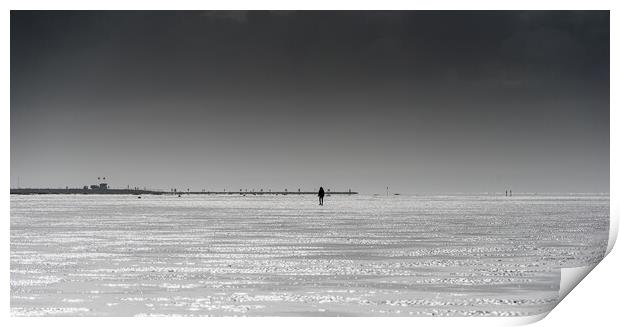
[{"left": 3, "top": 1, "right": 617, "bottom": 326}]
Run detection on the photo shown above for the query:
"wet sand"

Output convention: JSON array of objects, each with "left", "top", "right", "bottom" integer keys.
[{"left": 10, "top": 194, "right": 608, "bottom": 316}]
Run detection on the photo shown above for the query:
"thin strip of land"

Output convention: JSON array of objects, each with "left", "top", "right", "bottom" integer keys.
[{"left": 10, "top": 188, "right": 358, "bottom": 195}]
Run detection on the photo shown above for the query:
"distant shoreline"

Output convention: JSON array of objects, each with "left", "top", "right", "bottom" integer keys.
[
  {"left": 8, "top": 189, "right": 609, "bottom": 197},
  {"left": 9, "top": 188, "right": 358, "bottom": 196}
]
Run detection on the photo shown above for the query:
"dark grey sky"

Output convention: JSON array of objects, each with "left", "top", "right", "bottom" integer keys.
[{"left": 11, "top": 11, "right": 609, "bottom": 194}]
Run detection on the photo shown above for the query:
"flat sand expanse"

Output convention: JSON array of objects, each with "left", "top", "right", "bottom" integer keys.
[{"left": 10, "top": 194, "right": 608, "bottom": 316}]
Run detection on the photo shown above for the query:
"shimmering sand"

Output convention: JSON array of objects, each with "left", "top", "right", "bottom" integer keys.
[{"left": 10, "top": 194, "right": 608, "bottom": 316}]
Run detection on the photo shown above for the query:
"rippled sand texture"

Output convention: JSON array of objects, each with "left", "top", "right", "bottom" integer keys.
[{"left": 11, "top": 194, "right": 609, "bottom": 316}]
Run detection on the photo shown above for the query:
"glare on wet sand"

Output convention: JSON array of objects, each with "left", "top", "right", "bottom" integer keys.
[{"left": 10, "top": 194, "right": 608, "bottom": 316}]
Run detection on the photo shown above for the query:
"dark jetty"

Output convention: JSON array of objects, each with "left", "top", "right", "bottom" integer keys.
[{"left": 10, "top": 188, "right": 358, "bottom": 196}]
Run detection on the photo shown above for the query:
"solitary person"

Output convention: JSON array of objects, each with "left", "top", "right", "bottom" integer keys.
[{"left": 318, "top": 187, "right": 325, "bottom": 205}]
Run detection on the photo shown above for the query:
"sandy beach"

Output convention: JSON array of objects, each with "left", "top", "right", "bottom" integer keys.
[{"left": 10, "top": 194, "right": 608, "bottom": 316}]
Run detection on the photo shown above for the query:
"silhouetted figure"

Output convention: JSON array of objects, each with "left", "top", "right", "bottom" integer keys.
[{"left": 318, "top": 187, "right": 325, "bottom": 205}]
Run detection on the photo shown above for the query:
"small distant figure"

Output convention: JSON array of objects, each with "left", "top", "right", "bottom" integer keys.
[
  {"left": 505, "top": 190, "right": 508, "bottom": 197},
  {"left": 510, "top": 190, "right": 512, "bottom": 197},
  {"left": 318, "top": 187, "right": 325, "bottom": 205}
]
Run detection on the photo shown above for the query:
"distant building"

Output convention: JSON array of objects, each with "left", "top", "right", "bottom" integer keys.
[
  {"left": 90, "top": 185, "right": 99, "bottom": 189},
  {"left": 99, "top": 183, "right": 108, "bottom": 190}
]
